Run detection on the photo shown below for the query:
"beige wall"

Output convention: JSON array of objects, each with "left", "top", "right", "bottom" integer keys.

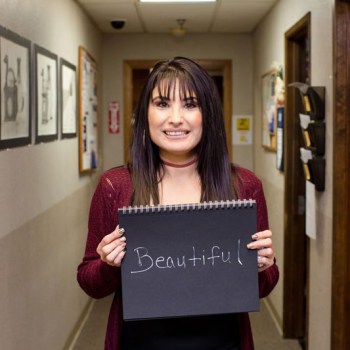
[
  {"left": 101, "top": 33, "right": 254, "bottom": 171},
  {"left": 253, "top": 0, "right": 334, "bottom": 349},
  {"left": 0, "top": 0, "right": 101, "bottom": 348}
]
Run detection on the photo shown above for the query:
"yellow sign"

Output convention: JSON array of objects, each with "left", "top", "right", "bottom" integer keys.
[
  {"left": 236, "top": 118, "right": 250, "bottom": 131},
  {"left": 233, "top": 115, "right": 252, "bottom": 145}
]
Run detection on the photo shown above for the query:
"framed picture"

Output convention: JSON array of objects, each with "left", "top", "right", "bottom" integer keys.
[
  {"left": 78, "top": 46, "right": 98, "bottom": 173},
  {"left": 261, "top": 69, "right": 277, "bottom": 151},
  {"left": 34, "top": 45, "right": 58, "bottom": 143},
  {"left": 60, "top": 58, "right": 77, "bottom": 138},
  {"left": 0, "top": 26, "right": 31, "bottom": 150}
]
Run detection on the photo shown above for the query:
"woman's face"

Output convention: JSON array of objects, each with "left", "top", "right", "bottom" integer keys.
[{"left": 148, "top": 80, "right": 202, "bottom": 162}]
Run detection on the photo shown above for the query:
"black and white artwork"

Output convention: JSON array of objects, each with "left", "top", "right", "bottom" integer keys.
[
  {"left": 60, "top": 59, "right": 77, "bottom": 138},
  {"left": 35, "top": 45, "right": 58, "bottom": 143},
  {"left": 0, "top": 26, "right": 31, "bottom": 149},
  {"left": 78, "top": 46, "right": 98, "bottom": 173}
]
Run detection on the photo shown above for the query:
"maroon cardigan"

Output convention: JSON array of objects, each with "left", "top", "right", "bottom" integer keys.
[{"left": 77, "top": 166, "right": 279, "bottom": 350}]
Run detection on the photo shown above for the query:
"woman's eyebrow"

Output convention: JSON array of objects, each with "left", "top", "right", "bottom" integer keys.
[
  {"left": 183, "top": 96, "right": 198, "bottom": 101},
  {"left": 150, "top": 95, "right": 170, "bottom": 102}
]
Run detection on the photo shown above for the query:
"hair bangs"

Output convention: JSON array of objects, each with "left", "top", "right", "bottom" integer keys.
[{"left": 152, "top": 69, "right": 198, "bottom": 102}]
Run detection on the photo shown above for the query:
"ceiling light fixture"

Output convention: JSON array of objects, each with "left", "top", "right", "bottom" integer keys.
[
  {"left": 171, "top": 19, "right": 187, "bottom": 37},
  {"left": 140, "top": 0, "right": 216, "bottom": 3}
]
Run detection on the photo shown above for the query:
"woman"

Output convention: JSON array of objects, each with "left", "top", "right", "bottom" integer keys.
[{"left": 77, "top": 57, "right": 279, "bottom": 349}]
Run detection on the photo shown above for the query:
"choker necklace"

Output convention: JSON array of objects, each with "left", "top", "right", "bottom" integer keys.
[{"left": 161, "top": 157, "right": 198, "bottom": 168}]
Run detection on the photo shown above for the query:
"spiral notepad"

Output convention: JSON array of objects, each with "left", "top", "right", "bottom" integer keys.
[{"left": 118, "top": 199, "right": 259, "bottom": 321}]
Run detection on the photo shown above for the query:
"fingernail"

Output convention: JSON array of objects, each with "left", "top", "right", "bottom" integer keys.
[
  {"left": 120, "top": 236, "right": 126, "bottom": 242},
  {"left": 252, "top": 234, "right": 258, "bottom": 240},
  {"left": 247, "top": 243, "right": 254, "bottom": 249}
]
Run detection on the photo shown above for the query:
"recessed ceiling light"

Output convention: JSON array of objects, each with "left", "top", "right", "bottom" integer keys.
[{"left": 139, "top": 0, "right": 216, "bottom": 3}]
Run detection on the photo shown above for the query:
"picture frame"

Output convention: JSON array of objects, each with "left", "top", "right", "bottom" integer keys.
[
  {"left": 261, "top": 69, "right": 277, "bottom": 151},
  {"left": 34, "top": 44, "right": 58, "bottom": 143},
  {"left": 0, "top": 26, "right": 31, "bottom": 150},
  {"left": 60, "top": 58, "right": 77, "bottom": 138},
  {"left": 78, "top": 46, "right": 98, "bottom": 173}
]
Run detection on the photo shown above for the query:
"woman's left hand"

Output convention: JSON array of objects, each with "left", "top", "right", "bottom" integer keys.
[{"left": 247, "top": 230, "right": 275, "bottom": 272}]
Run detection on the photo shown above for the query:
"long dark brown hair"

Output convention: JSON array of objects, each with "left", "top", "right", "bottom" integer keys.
[{"left": 128, "top": 57, "right": 238, "bottom": 205}]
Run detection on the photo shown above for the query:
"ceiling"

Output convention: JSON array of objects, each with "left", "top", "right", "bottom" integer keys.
[{"left": 75, "top": 0, "right": 279, "bottom": 35}]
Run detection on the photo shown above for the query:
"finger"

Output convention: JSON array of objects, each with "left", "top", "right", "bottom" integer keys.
[
  {"left": 97, "top": 228, "right": 125, "bottom": 258},
  {"left": 101, "top": 226, "right": 125, "bottom": 245},
  {"left": 252, "top": 230, "right": 272, "bottom": 241},
  {"left": 258, "top": 255, "right": 268, "bottom": 265},
  {"left": 257, "top": 247, "right": 274, "bottom": 258},
  {"left": 101, "top": 234, "right": 127, "bottom": 257},
  {"left": 257, "top": 254, "right": 274, "bottom": 270},
  {"left": 105, "top": 242, "right": 126, "bottom": 265},
  {"left": 247, "top": 237, "right": 272, "bottom": 250},
  {"left": 113, "top": 250, "right": 126, "bottom": 267}
]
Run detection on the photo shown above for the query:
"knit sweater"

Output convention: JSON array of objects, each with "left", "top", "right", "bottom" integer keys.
[{"left": 77, "top": 165, "right": 279, "bottom": 350}]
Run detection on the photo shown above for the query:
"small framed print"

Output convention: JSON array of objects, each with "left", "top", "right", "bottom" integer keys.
[
  {"left": 34, "top": 45, "right": 58, "bottom": 143},
  {"left": 261, "top": 69, "right": 277, "bottom": 152},
  {"left": 60, "top": 58, "right": 77, "bottom": 138},
  {"left": 78, "top": 46, "right": 98, "bottom": 173},
  {"left": 0, "top": 26, "right": 31, "bottom": 150}
]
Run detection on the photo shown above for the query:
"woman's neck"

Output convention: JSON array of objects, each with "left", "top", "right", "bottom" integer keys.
[
  {"left": 158, "top": 156, "right": 201, "bottom": 204},
  {"left": 161, "top": 156, "right": 198, "bottom": 168}
]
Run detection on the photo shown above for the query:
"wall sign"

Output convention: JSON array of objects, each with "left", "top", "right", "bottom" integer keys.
[
  {"left": 233, "top": 115, "right": 252, "bottom": 145},
  {"left": 108, "top": 101, "right": 120, "bottom": 134}
]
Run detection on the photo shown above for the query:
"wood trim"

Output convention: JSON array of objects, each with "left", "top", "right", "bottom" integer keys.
[
  {"left": 123, "top": 60, "right": 158, "bottom": 162},
  {"left": 283, "top": 12, "right": 311, "bottom": 341},
  {"left": 123, "top": 59, "right": 232, "bottom": 163},
  {"left": 332, "top": 1, "right": 350, "bottom": 349}
]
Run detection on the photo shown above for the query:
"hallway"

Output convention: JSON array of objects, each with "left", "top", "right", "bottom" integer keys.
[
  {"left": 73, "top": 296, "right": 301, "bottom": 350},
  {"left": 0, "top": 0, "right": 340, "bottom": 349}
]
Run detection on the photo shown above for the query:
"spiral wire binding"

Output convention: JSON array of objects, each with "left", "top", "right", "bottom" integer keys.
[{"left": 119, "top": 199, "right": 256, "bottom": 215}]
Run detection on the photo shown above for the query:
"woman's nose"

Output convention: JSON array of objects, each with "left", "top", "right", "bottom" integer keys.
[{"left": 169, "top": 106, "right": 183, "bottom": 124}]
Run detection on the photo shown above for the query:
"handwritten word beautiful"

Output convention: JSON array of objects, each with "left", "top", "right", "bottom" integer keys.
[{"left": 130, "top": 240, "right": 243, "bottom": 274}]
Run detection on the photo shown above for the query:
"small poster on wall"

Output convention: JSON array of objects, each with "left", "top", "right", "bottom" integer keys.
[
  {"left": 232, "top": 115, "right": 252, "bottom": 145},
  {"left": 261, "top": 69, "right": 277, "bottom": 151}
]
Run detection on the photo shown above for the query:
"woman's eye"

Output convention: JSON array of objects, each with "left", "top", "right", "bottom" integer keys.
[
  {"left": 184, "top": 101, "right": 198, "bottom": 109},
  {"left": 156, "top": 100, "right": 168, "bottom": 108}
]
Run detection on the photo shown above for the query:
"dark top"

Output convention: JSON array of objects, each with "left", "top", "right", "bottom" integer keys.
[{"left": 121, "top": 314, "right": 239, "bottom": 350}]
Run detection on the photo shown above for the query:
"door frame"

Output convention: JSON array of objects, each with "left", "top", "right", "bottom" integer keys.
[
  {"left": 283, "top": 12, "right": 311, "bottom": 342},
  {"left": 123, "top": 59, "right": 232, "bottom": 162},
  {"left": 332, "top": 1, "right": 350, "bottom": 348}
]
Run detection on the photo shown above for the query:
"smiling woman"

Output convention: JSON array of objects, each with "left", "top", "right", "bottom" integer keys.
[{"left": 77, "top": 57, "right": 279, "bottom": 350}]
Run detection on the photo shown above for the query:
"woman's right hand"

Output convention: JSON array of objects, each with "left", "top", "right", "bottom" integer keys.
[{"left": 96, "top": 225, "right": 126, "bottom": 267}]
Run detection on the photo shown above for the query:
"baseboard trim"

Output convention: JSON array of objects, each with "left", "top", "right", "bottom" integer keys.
[
  {"left": 63, "top": 298, "right": 95, "bottom": 350},
  {"left": 263, "top": 298, "right": 283, "bottom": 336}
]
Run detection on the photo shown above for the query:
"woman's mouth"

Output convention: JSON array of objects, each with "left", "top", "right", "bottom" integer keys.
[{"left": 164, "top": 131, "right": 189, "bottom": 136}]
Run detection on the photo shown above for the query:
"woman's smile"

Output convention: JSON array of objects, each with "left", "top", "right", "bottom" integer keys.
[{"left": 163, "top": 130, "right": 189, "bottom": 137}]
